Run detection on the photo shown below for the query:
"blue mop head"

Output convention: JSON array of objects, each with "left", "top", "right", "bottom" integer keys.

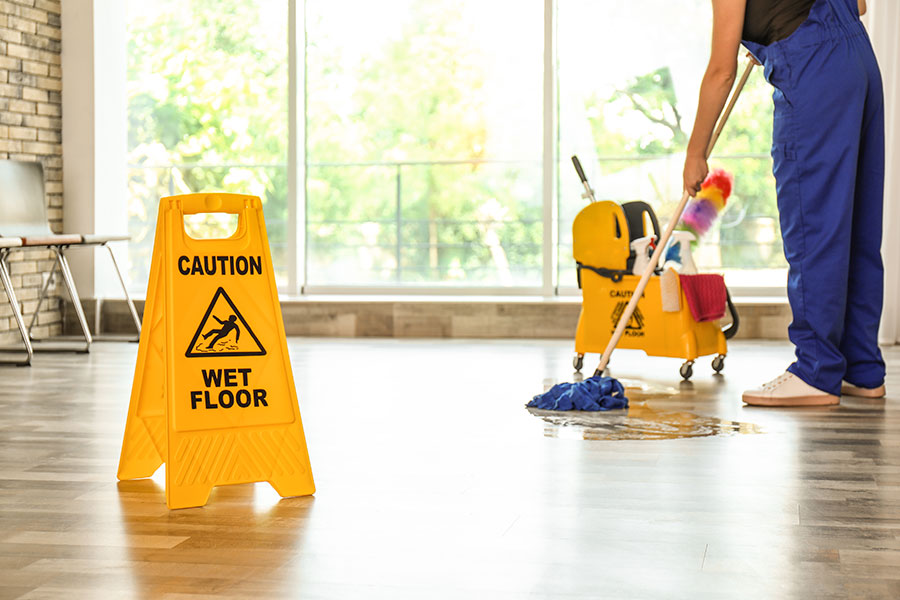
[{"left": 527, "top": 375, "right": 628, "bottom": 411}]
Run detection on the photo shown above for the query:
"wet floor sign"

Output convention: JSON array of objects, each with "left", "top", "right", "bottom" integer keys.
[{"left": 117, "top": 193, "right": 315, "bottom": 509}]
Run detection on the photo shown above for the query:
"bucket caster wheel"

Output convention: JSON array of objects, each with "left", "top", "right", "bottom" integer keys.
[
  {"left": 573, "top": 354, "right": 584, "bottom": 372},
  {"left": 712, "top": 354, "right": 725, "bottom": 373},
  {"left": 679, "top": 361, "right": 694, "bottom": 380}
]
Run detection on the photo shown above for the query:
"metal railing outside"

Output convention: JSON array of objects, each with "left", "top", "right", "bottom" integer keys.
[{"left": 127, "top": 153, "right": 782, "bottom": 290}]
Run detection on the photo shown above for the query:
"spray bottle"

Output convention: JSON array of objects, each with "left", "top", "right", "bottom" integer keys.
[
  {"left": 630, "top": 236, "right": 656, "bottom": 276},
  {"left": 666, "top": 231, "right": 698, "bottom": 275}
]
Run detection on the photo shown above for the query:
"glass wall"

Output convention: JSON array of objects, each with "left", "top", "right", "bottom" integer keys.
[
  {"left": 557, "top": 0, "right": 785, "bottom": 291},
  {"left": 125, "top": 0, "right": 786, "bottom": 295},
  {"left": 125, "top": 0, "right": 288, "bottom": 292},
  {"left": 305, "top": 0, "right": 543, "bottom": 287}
]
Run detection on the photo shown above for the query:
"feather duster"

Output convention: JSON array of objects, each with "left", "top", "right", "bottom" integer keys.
[{"left": 681, "top": 168, "right": 734, "bottom": 237}]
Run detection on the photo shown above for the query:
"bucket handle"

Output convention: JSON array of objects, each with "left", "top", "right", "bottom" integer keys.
[{"left": 722, "top": 289, "right": 740, "bottom": 340}]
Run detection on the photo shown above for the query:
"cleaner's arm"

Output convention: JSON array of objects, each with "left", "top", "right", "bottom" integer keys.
[
  {"left": 858, "top": 0, "right": 866, "bottom": 16},
  {"left": 683, "top": 0, "right": 747, "bottom": 195}
]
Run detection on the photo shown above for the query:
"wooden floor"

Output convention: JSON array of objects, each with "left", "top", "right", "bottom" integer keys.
[{"left": 1, "top": 339, "right": 899, "bottom": 599}]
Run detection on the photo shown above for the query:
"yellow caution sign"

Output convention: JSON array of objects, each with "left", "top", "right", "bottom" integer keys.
[{"left": 117, "top": 193, "right": 315, "bottom": 509}]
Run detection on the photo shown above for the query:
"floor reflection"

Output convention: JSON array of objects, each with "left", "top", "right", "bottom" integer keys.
[
  {"left": 115, "top": 478, "right": 314, "bottom": 595},
  {"left": 530, "top": 379, "right": 764, "bottom": 441}
]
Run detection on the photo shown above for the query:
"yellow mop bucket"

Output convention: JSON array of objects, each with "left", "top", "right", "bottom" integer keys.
[{"left": 570, "top": 195, "right": 738, "bottom": 380}]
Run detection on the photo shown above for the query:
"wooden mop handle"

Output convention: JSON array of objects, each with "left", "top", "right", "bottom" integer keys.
[{"left": 594, "top": 56, "right": 757, "bottom": 376}]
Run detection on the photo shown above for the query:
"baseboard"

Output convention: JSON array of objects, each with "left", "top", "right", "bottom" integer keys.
[{"left": 64, "top": 297, "right": 792, "bottom": 340}]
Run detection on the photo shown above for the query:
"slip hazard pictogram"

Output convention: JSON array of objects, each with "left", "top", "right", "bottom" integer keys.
[
  {"left": 611, "top": 301, "right": 645, "bottom": 330},
  {"left": 185, "top": 287, "right": 265, "bottom": 357}
]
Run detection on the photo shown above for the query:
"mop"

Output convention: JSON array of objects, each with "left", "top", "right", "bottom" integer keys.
[{"left": 529, "top": 55, "right": 757, "bottom": 412}]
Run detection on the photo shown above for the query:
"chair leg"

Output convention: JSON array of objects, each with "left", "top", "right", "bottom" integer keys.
[
  {"left": 0, "top": 250, "right": 33, "bottom": 365},
  {"left": 27, "top": 253, "right": 59, "bottom": 339},
  {"left": 55, "top": 247, "right": 92, "bottom": 352},
  {"left": 103, "top": 243, "right": 141, "bottom": 337}
]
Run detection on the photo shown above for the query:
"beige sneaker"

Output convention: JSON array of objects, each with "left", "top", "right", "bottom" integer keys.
[
  {"left": 841, "top": 381, "right": 886, "bottom": 398},
  {"left": 742, "top": 372, "right": 839, "bottom": 407}
]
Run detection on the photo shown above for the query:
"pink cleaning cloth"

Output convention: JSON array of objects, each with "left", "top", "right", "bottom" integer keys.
[{"left": 679, "top": 274, "right": 727, "bottom": 322}]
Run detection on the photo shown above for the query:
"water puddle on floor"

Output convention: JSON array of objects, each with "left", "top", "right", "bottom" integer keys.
[{"left": 529, "top": 379, "right": 763, "bottom": 441}]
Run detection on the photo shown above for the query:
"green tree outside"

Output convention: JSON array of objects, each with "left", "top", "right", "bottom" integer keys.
[
  {"left": 127, "top": 0, "right": 288, "bottom": 288},
  {"left": 127, "top": 0, "right": 783, "bottom": 292},
  {"left": 582, "top": 64, "right": 783, "bottom": 271}
]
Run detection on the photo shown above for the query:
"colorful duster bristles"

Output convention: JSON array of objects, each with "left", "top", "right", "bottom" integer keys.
[{"left": 681, "top": 168, "right": 734, "bottom": 238}]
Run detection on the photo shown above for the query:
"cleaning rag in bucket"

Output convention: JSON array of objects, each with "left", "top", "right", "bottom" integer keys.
[
  {"left": 680, "top": 273, "right": 727, "bottom": 322},
  {"left": 527, "top": 375, "right": 628, "bottom": 411}
]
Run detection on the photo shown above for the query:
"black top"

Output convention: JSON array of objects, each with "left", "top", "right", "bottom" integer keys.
[{"left": 743, "top": 0, "right": 816, "bottom": 45}]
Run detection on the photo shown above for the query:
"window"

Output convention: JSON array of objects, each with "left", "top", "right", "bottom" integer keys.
[
  {"left": 305, "top": 0, "right": 543, "bottom": 287},
  {"left": 126, "top": 0, "right": 289, "bottom": 292},
  {"left": 557, "top": 0, "right": 785, "bottom": 293},
  {"left": 125, "top": 0, "right": 786, "bottom": 296}
]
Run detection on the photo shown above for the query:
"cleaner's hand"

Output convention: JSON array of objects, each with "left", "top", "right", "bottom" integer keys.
[{"left": 683, "top": 154, "right": 708, "bottom": 196}]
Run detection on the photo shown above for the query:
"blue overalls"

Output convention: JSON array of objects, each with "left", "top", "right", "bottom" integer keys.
[{"left": 742, "top": 0, "right": 886, "bottom": 395}]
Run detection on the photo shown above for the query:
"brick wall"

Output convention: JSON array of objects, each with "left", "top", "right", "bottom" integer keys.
[{"left": 0, "top": 0, "right": 62, "bottom": 347}]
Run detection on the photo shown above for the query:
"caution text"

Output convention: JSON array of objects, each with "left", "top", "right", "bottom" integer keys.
[{"left": 178, "top": 255, "right": 262, "bottom": 276}]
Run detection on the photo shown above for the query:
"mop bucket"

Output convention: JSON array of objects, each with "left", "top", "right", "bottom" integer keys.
[{"left": 571, "top": 199, "right": 739, "bottom": 380}]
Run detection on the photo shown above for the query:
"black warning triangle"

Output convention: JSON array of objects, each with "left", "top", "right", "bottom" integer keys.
[
  {"left": 611, "top": 302, "right": 644, "bottom": 331},
  {"left": 185, "top": 287, "right": 266, "bottom": 358},
  {"left": 627, "top": 307, "right": 645, "bottom": 330}
]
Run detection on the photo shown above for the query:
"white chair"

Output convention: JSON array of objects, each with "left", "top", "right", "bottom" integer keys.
[{"left": 0, "top": 160, "right": 141, "bottom": 354}]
